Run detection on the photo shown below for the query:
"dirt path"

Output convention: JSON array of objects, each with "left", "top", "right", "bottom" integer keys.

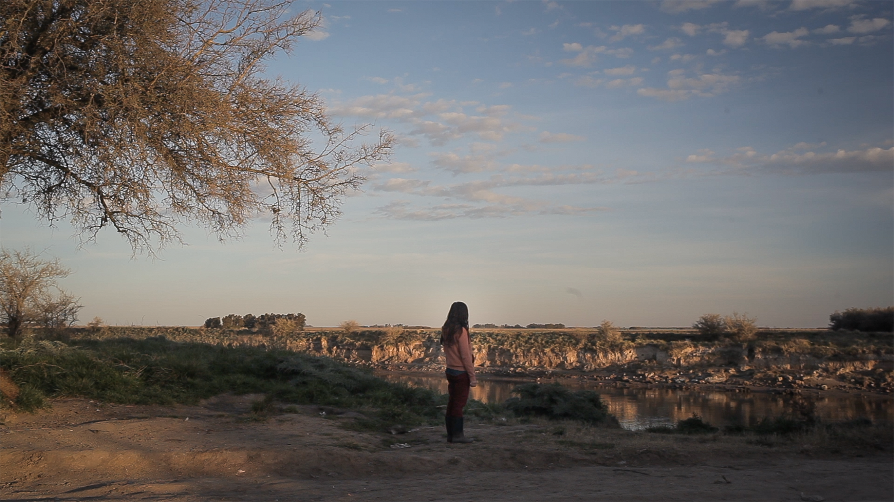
[{"left": 1, "top": 397, "right": 891, "bottom": 501}]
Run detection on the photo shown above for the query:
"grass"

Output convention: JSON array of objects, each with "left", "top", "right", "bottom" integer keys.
[
  {"left": 0, "top": 336, "right": 447, "bottom": 431},
  {"left": 0, "top": 334, "right": 619, "bottom": 432}
]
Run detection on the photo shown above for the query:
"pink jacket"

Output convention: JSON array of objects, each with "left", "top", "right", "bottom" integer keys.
[{"left": 444, "top": 327, "right": 477, "bottom": 383}]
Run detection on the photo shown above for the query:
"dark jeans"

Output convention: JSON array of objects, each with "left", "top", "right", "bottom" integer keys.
[{"left": 445, "top": 370, "right": 470, "bottom": 417}]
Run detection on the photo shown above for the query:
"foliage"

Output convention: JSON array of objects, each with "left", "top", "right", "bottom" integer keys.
[
  {"left": 526, "top": 323, "right": 566, "bottom": 329},
  {"left": 693, "top": 314, "right": 726, "bottom": 339},
  {"left": 0, "top": 0, "right": 392, "bottom": 253},
  {"left": 504, "top": 383, "right": 613, "bottom": 425},
  {"left": 204, "top": 312, "right": 305, "bottom": 331},
  {"left": 0, "top": 249, "right": 81, "bottom": 338},
  {"left": 725, "top": 312, "right": 757, "bottom": 342},
  {"left": 340, "top": 320, "right": 360, "bottom": 334},
  {"left": 829, "top": 307, "right": 894, "bottom": 332}
]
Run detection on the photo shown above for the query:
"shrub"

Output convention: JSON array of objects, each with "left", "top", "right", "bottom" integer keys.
[
  {"left": 271, "top": 318, "right": 302, "bottom": 337},
  {"left": 595, "top": 320, "right": 623, "bottom": 345},
  {"left": 693, "top": 314, "right": 726, "bottom": 339},
  {"left": 829, "top": 307, "right": 894, "bottom": 332},
  {"left": 647, "top": 415, "right": 718, "bottom": 434},
  {"left": 204, "top": 317, "right": 221, "bottom": 329},
  {"left": 504, "top": 383, "right": 614, "bottom": 425},
  {"left": 340, "top": 320, "right": 360, "bottom": 334},
  {"left": 725, "top": 312, "right": 757, "bottom": 342}
]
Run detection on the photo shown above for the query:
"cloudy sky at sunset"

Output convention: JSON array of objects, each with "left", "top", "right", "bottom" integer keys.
[{"left": 3, "top": 0, "right": 892, "bottom": 328}]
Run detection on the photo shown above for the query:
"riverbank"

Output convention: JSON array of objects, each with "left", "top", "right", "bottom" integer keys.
[{"left": 58, "top": 326, "right": 894, "bottom": 396}]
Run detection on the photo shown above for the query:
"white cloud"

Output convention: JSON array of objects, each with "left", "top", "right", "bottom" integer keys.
[
  {"left": 789, "top": 0, "right": 856, "bottom": 10},
  {"left": 649, "top": 38, "right": 684, "bottom": 51},
  {"left": 604, "top": 65, "right": 637, "bottom": 76},
  {"left": 333, "top": 92, "right": 527, "bottom": 146},
  {"left": 305, "top": 17, "right": 330, "bottom": 41},
  {"left": 830, "top": 37, "right": 856, "bottom": 45},
  {"left": 574, "top": 76, "right": 605, "bottom": 88},
  {"left": 660, "top": 0, "right": 722, "bottom": 13},
  {"left": 431, "top": 152, "right": 501, "bottom": 174},
  {"left": 373, "top": 162, "right": 416, "bottom": 173},
  {"left": 670, "top": 53, "right": 697, "bottom": 62},
  {"left": 760, "top": 27, "right": 810, "bottom": 48},
  {"left": 610, "top": 24, "right": 646, "bottom": 42},
  {"left": 685, "top": 144, "right": 894, "bottom": 174},
  {"left": 605, "top": 77, "right": 644, "bottom": 88},
  {"left": 848, "top": 17, "right": 891, "bottom": 34},
  {"left": 813, "top": 24, "right": 841, "bottom": 34},
  {"left": 543, "top": 0, "right": 561, "bottom": 12},
  {"left": 722, "top": 29, "right": 749, "bottom": 47},
  {"left": 373, "top": 178, "right": 431, "bottom": 192},
  {"left": 637, "top": 88, "right": 691, "bottom": 102},
  {"left": 681, "top": 23, "right": 700, "bottom": 36},
  {"left": 559, "top": 44, "right": 631, "bottom": 66},
  {"left": 372, "top": 171, "right": 615, "bottom": 221},
  {"left": 539, "top": 131, "right": 586, "bottom": 143},
  {"left": 638, "top": 69, "right": 740, "bottom": 101},
  {"left": 522, "top": 28, "right": 539, "bottom": 36},
  {"left": 706, "top": 48, "right": 727, "bottom": 56},
  {"left": 734, "top": 0, "right": 773, "bottom": 8}
]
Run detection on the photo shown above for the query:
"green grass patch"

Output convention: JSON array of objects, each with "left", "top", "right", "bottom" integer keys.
[{"left": 0, "top": 337, "right": 443, "bottom": 430}]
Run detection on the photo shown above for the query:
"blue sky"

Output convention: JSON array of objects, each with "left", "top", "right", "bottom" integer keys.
[{"left": 3, "top": 0, "right": 892, "bottom": 328}]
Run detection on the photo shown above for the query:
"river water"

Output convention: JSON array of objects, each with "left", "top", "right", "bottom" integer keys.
[{"left": 377, "top": 372, "right": 894, "bottom": 430}]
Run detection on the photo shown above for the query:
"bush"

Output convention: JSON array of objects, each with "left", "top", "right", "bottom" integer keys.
[
  {"left": 647, "top": 415, "right": 718, "bottom": 434},
  {"left": 340, "top": 320, "right": 360, "bottom": 334},
  {"left": 504, "top": 383, "right": 614, "bottom": 425},
  {"left": 693, "top": 314, "right": 726, "bottom": 339},
  {"left": 725, "top": 312, "right": 757, "bottom": 342},
  {"left": 829, "top": 307, "right": 894, "bottom": 332}
]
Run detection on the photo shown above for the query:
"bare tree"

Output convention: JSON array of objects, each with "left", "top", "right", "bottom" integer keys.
[
  {"left": 0, "top": 248, "right": 81, "bottom": 338},
  {"left": 1, "top": 0, "right": 392, "bottom": 253}
]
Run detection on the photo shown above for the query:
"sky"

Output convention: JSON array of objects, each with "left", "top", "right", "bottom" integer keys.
[{"left": 2, "top": 0, "right": 892, "bottom": 328}]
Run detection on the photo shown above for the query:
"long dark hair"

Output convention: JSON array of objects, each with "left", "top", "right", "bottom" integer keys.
[{"left": 440, "top": 301, "right": 469, "bottom": 347}]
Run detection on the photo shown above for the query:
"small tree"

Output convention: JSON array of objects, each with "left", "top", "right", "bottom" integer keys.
[
  {"left": 221, "top": 314, "right": 244, "bottom": 330},
  {"left": 87, "top": 316, "right": 105, "bottom": 330},
  {"left": 0, "top": 249, "right": 80, "bottom": 339},
  {"left": 271, "top": 317, "right": 301, "bottom": 337},
  {"left": 693, "top": 314, "right": 727, "bottom": 339},
  {"left": 595, "top": 320, "right": 623, "bottom": 345},
  {"left": 204, "top": 317, "right": 221, "bottom": 329},
  {"left": 340, "top": 320, "right": 360, "bottom": 334},
  {"left": 725, "top": 312, "right": 757, "bottom": 342}
]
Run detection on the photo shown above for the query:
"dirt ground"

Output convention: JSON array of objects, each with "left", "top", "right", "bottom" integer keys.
[{"left": 1, "top": 396, "right": 891, "bottom": 502}]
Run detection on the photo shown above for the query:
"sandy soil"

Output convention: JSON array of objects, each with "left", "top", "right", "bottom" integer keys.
[{"left": 1, "top": 396, "right": 891, "bottom": 502}]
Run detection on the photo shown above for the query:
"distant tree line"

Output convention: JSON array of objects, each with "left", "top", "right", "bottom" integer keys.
[
  {"left": 829, "top": 307, "right": 893, "bottom": 332},
  {"left": 203, "top": 313, "right": 306, "bottom": 331},
  {"left": 472, "top": 323, "right": 566, "bottom": 329}
]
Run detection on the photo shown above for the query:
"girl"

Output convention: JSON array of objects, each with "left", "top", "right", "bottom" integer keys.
[{"left": 440, "top": 301, "right": 477, "bottom": 443}]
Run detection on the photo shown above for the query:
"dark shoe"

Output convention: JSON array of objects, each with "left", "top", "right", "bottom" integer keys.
[
  {"left": 451, "top": 416, "right": 474, "bottom": 444},
  {"left": 445, "top": 416, "right": 453, "bottom": 443}
]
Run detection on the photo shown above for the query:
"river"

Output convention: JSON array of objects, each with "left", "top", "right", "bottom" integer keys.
[{"left": 377, "top": 371, "right": 894, "bottom": 430}]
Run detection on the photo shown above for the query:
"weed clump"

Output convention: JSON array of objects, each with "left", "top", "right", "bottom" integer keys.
[{"left": 504, "top": 383, "right": 615, "bottom": 425}]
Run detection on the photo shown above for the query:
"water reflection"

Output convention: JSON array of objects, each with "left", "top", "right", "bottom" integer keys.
[{"left": 378, "top": 371, "right": 894, "bottom": 430}]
